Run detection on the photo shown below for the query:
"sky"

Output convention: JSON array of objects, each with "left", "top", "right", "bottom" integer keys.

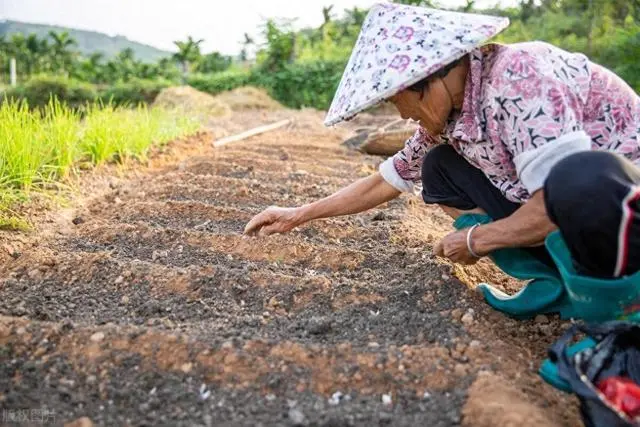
[{"left": 1, "top": 0, "right": 518, "bottom": 56}]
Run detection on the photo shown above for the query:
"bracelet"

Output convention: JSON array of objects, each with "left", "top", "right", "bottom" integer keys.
[{"left": 466, "top": 224, "right": 481, "bottom": 258}]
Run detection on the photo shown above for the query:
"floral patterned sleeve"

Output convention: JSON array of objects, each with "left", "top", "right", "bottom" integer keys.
[
  {"left": 487, "top": 48, "right": 592, "bottom": 194},
  {"left": 378, "top": 127, "right": 440, "bottom": 193}
]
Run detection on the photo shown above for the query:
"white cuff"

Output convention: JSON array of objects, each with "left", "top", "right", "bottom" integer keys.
[
  {"left": 513, "top": 130, "right": 591, "bottom": 194},
  {"left": 379, "top": 157, "right": 414, "bottom": 193}
]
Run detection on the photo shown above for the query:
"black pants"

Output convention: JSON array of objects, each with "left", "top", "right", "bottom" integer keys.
[{"left": 421, "top": 145, "right": 640, "bottom": 278}]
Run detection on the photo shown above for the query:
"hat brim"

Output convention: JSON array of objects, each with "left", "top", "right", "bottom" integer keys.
[
  {"left": 323, "top": 4, "right": 510, "bottom": 127},
  {"left": 324, "top": 37, "right": 507, "bottom": 127}
]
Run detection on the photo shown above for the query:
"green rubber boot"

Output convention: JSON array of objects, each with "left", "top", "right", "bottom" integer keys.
[
  {"left": 454, "top": 214, "right": 640, "bottom": 393},
  {"left": 453, "top": 214, "right": 575, "bottom": 319}
]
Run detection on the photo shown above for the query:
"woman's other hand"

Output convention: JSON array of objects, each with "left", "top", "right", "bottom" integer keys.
[
  {"left": 244, "top": 206, "right": 304, "bottom": 236},
  {"left": 434, "top": 229, "right": 481, "bottom": 265}
]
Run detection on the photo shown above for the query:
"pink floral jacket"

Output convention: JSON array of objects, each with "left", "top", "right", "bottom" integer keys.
[{"left": 379, "top": 41, "right": 640, "bottom": 203}]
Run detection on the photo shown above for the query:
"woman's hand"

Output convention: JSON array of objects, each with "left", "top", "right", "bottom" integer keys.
[
  {"left": 244, "top": 206, "right": 303, "bottom": 236},
  {"left": 243, "top": 173, "right": 401, "bottom": 237},
  {"left": 434, "top": 229, "right": 481, "bottom": 265}
]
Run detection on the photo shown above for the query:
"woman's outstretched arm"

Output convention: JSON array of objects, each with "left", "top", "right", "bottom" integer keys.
[{"left": 244, "top": 172, "right": 401, "bottom": 236}]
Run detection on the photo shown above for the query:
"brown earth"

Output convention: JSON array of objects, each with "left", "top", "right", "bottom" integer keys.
[{"left": 0, "top": 109, "right": 581, "bottom": 426}]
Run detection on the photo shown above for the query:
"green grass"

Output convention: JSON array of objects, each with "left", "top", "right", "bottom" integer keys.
[{"left": 0, "top": 97, "right": 201, "bottom": 230}]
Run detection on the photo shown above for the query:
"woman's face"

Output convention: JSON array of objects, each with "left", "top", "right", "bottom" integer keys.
[{"left": 388, "top": 77, "right": 453, "bottom": 136}]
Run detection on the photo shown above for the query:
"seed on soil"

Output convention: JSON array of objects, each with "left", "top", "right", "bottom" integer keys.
[
  {"left": 328, "top": 391, "right": 343, "bottom": 405},
  {"left": 382, "top": 394, "right": 392, "bottom": 405},
  {"left": 534, "top": 314, "right": 549, "bottom": 324},
  {"left": 372, "top": 211, "right": 388, "bottom": 221},
  {"left": 288, "top": 407, "right": 306, "bottom": 425},
  {"left": 90, "top": 332, "right": 105, "bottom": 342},
  {"left": 307, "top": 316, "right": 332, "bottom": 335},
  {"left": 454, "top": 363, "right": 467, "bottom": 376},
  {"left": 72, "top": 217, "right": 85, "bottom": 225},
  {"left": 461, "top": 310, "right": 475, "bottom": 326},
  {"left": 59, "top": 378, "right": 75, "bottom": 388}
]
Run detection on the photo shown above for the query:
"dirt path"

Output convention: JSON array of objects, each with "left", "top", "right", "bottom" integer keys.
[{"left": 0, "top": 110, "right": 581, "bottom": 426}]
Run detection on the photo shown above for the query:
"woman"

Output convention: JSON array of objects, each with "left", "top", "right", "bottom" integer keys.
[{"left": 245, "top": 3, "right": 640, "bottom": 282}]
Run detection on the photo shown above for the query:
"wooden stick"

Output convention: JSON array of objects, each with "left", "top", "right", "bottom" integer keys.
[
  {"left": 379, "top": 118, "right": 405, "bottom": 132},
  {"left": 213, "top": 119, "right": 291, "bottom": 148}
]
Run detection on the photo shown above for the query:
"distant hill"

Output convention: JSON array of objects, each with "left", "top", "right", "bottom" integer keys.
[{"left": 0, "top": 20, "right": 172, "bottom": 63}]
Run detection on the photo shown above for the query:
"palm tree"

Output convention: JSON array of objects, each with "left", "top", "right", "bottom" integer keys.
[
  {"left": 196, "top": 51, "right": 232, "bottom": 73},
  {"left": 462, "top": 0, "right": 475, "bottom": 12},
  {"left": 75, "top": 52, "right": 105, "bottom": 82},
  {"left": 115, "top": 48, "right": 139, "bottom": 82},
  {"left": 25, "top": 34, "right": 43, "bottom": 74},
  {"left": 322, "top": 5, "right": 335, "bottom": 26},
  {"left": 173, "top": 36, "right": 204, "bottom": 77},
  {"left": 392, "top": 0, "right": 436, "bottom": 6},
  {"left": 239, "top": 33, "right": 254, "bottom": 63},
  {"left": 345, "top": 7, "right": 367, "bottom": 27},
  {"left": 49, "top": 31, "right": 77, "bottom": 74}
]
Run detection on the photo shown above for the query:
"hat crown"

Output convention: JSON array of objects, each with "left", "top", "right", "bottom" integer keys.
[{"left": 324, "top": 2, "right": 509, "bottom": 126}]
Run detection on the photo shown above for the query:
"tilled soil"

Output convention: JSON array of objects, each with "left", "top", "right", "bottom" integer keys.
[{"left": 0, "top": 110, "right": 581, "bottom": 427}]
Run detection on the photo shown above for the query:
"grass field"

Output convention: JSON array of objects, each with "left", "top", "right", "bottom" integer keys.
[{"left": 0, "top": 99, "right": 200, "bottom": 229}]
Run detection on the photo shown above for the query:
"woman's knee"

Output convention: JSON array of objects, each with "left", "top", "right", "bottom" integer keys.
[
  {"left": 545, "top": 152, "right": 624, "bottom": 204},
  {"left": 544, "top": 151, "right": 629, "bottom": 225}
]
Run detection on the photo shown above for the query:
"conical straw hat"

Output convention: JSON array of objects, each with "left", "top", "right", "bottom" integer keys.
[{"left": 324, "top": 2, "right": 509, "bottom": 126}]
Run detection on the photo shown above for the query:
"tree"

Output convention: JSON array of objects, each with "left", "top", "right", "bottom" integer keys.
[
  {"left": 49, "top": 31, "right": 77, "bottom": 74},
  {"left": 239, "top": 33, "right": 255, "bottom": 63},
  {"left": 112, "top": 48, "right": 139, "bottom": 82},
  {"left": 462, "top": 0, "right": 475, "bottom": 12},
  {"left": 72, "top": 52, "right": 105, "bottom": 82},
  {"left": 196, "top": 52, "right": 232, "bottom": 73},
  {"left": 173, "top": 36, "right": 204, "bottom": 76},
  {"left": 345, "top": 7, "right": 367, "bottom": 27},
  {"left": 257, "top": 19, "right": 296, "bottom": 72},
  {"left": 392, "top": 0, "right": 436, "bottom": 6},
  {"left": 25, "top": 34, "right": 45, "bottom": 74},
  {"left": 322, "top": 5, "right": 335, "bottom": 26}
]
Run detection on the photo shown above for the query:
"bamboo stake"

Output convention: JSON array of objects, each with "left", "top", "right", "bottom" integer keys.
[
  {"left": 379, "top": 118, "right": 405, "bottom": 132},
  {"left": 213, "top": 119, "right": 291, "bottom": 148}
]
